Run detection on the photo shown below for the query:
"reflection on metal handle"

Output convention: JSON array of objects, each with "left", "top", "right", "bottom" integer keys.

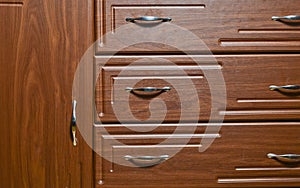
[
  {"left": 268, "top": 153, "right": 300, "bottom": 163},
  {"left": 269, "top": 85, "right": 300, "bottom": 91},
  {"left": 71, "top": 100, "right": 77, "bottom": 146},
  {"left": 272, "top": 15, "right": 300, "bottom": 21},
  {"left": 126, "top": 16, "right": 172, "bottom": 23},
  {"left": 72, "top": 100, "right": 77, "bottom": 124},
  {"left": 126, "top": 86, "right": 171, "bottom": 93},
  {"left": 124, "top": 155, "right": 169, "bottom": 167}
]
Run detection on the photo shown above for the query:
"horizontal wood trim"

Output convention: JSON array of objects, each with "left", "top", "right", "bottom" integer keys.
[
  {"left": 218, "top": 177, "right": 300, "bottom": 184},
  {"left": 220, "top": 39, "right": 300, "bottom": 47},
  {"left": 236, "top": 167, "right": 300, "bottom": 171},
  {"left": 0, "top": 2, "right": 23, "bottom": 6}
]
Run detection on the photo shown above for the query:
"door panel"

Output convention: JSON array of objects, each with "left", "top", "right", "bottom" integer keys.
[
  {"left": 0, "top": 0, "right": 93, "bottom": 187},
  {"left": 0, "top": 3, "right": 23, "bottom": 187}
]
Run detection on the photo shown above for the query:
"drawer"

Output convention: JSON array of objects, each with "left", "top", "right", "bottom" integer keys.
[
  {"left": 216, "top": 124, "right": 300, "bottom": 187},
  {"left": 222, "top": 55, "right": 300, "bottom": 121},
  {"left": 95, "top": 55, "right": 300, "bottom": 123},
  {"left": 95, "top": 58, "right": 220, "bottom": 123},
  {"left": 96, "top": 0, "right": 300, "bottom": 54},
  {"left": 94, "top": 123, "right": 300, "bottom": 187}
]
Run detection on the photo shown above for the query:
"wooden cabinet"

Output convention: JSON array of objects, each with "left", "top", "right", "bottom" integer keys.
[
  {"left": 0, "top": 0, "right": 94, "bottom": 187},
  {"left": 94, "top": 0, "right": 300, "bottom": 187}
]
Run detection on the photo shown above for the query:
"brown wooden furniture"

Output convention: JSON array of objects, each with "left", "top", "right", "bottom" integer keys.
[
  {"left": 94, "top": 0, "right": 300, "bottom": 187},
  {"left": 0, "top": 0, "right": 94, "bottom": 187},
  {"left": 3, "top": 0, "right": 299, "bottom": 187}
]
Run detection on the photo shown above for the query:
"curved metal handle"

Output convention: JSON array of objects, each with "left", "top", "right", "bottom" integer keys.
[
  {"left": 124, "top": 155, "right": 169, "bottom": 167},
  {"left": 72, "top": 100, "right": 77, "bottom": 124},
  {"left": 272, "top": 15, "right": 300, "bottom": 21},
  {"left": 71, "top": 100, "right": 77, "bottom": 146},
  {"left": 125, "top": 86, "right": 171, "bottom": 93},
  {"left": 126, "top": 16, "right": 172, "bottom": 23},
  {"left": 269, "top": 85, "right": 300, "bottom": 91},
  {"left": 268, "top": 153, "right": 300, "bottom": 163}
]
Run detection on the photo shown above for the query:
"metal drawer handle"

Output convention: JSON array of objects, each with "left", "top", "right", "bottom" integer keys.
[
  {"left": 71, "top": 100, "right": 78, "bottom": 147},
  {"left": 269, "top": 85, "right": 300, "bottom": 91},
  {"left": 272, "top": 15, "right": 300, "bottom": 21},
  {"left": 125, "top": 86, "right": 171, "bottom": 93},
  {"left": 268, "top": 153, "right": 300, "bottom": 163},
  {"left": 124, "top": 155, "right": 169, "bottom": 167},
  {"left": 126, "top": 16, "right": 172, "bottom": 23}
]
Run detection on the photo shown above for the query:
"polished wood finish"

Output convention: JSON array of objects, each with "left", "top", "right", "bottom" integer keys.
[
  {"left": 0, "top": 0, "right": 94, "bottom": 187},
  {"left": 95, "top": 55, "right": 300, "bottom": 122},
  {"left": 0, "top": 3, "right": 23, "bottom": 186},
  {"left": 95, "top": 123, "right": 300, "bottom": 187},
  {"left": 96, "top": 64, "right": 211, "bottom": 123},
  {"left": 94, "top": 0, "right": 300, "bottom": 187},
  {"left": 96, "top": 0, "right": 300, "bottom": 54}
]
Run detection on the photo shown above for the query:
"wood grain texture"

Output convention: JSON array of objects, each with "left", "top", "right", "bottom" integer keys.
[
  {"left": 96, "top": 0, "right": 300, "bottom": 54},
  {"left": 95, "top": 123, "right": 300, "bottom": 187},
  {"left": 0, "top": 0, "right": 94, "bottom": 187},
  {"left": 95, "top": 55, "right": 300, "bottom": 122},
  {"left": 93, "top": 0, "right": 300, "bottom": 187},
  {"left": 0, "top": 4, "right": 23, "bottom": 187},
  {"left": 98, "top": 65, "right": 210, "bottom": 123},
  {"left": 0, "top": 1, "right": 23, "bottom": 3}
]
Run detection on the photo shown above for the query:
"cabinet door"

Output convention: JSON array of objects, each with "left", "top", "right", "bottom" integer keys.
[
  {"left": 0, "top": 1, "right": 93, "bottom": 187},
  {"left": 0, "top": 3, "right": 23, "bottom": 186}
]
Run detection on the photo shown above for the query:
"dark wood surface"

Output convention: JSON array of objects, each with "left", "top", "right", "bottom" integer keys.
[
  {"left": 96, "top": 0, "right": 300, "bottom": 54},
  {"left": 94, "top": 123, "right": 300, "bottom": 187},
  {"left": 95, "top": 55, "right": 300, "bottom": 123},
  {"left": 0, "top": 0, "right": 94, "bottom": 187},
  {"left": 0, "top": 3, "right": 23, "bottom": 187},
  {"left": 94, "top": 0, "right": 300, "bottom": 187}
]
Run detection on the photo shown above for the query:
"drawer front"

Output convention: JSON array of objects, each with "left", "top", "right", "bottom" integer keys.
[
  {"left": 216, "top": 124, "right": 300, "bottom": 187},
  {"left": 96, "top": 65, "right": 213, "bottom": 123},
  {"left": 95, "top": 123, "right": 300, "bottom": 187},
  {"left": 223, "top": 55, "right": 300, "bottom": 121},
  {"left": 95, "top": 55, "right": 300, "bottom": 123},
  {"left": 96, "top": 0, "right": 300, "bottom": 54}
]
